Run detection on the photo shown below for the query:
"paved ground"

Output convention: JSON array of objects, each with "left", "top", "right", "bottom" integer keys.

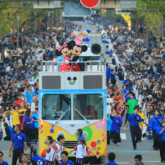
[{"left": 1, "top": 21, "right": 162, "bottom": 165}]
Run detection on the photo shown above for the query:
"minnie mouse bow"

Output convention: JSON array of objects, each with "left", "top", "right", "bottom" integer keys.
[{"left": 57, "top": 43, "right": 68, "bottom": 51}]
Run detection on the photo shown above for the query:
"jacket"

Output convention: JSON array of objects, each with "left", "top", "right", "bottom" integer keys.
[
  {"left": 156, "top": 126, "right": 165, "bottom": 142},
  {"left": 149, "top": 116, "right": 163, "bottom": 131}
]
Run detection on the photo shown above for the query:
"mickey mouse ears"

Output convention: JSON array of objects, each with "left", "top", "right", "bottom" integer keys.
[{"left": 91, "top": 44, "right": 101, "bottom": 54}]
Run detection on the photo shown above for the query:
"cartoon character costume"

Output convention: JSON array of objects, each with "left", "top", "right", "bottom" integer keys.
[
  {"left": 59, "top": 57, "right": 72, "bottom": 72},
  {"left": 56, "top": 42, "right": 73, "bottom": 72},
  {"left": 75, "top": 32, "right": 87, "bottom": 45},
  {"left": 70, "top": 42, "right": 88, "bottom": 71}
]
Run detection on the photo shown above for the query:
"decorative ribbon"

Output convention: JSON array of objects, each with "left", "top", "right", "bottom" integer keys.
[{"left": 57, "top": 43, "right": 68, "bottom": 51}]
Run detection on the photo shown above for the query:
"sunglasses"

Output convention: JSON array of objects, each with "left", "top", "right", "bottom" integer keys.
[{"left": 0, "top": 155, "right": 2, "bottom": 157}]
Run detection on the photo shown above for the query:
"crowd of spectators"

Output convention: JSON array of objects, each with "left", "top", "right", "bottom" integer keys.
[
  {"left": 0, "top": 20, "right": 80, "bottom": 143},
  {"left": 0, "top": 15, "right": 165, "bottom": 164}
]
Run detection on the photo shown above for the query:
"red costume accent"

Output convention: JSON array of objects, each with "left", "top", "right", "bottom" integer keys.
[
  {"left": 57, "top": 43, "right": 68, "bottom": 51},
  {"left": 59, "top": 57, "right": 72, "bottom": 72},
  {"left": 73, "top": 64, "right": 81, "bottom": 71}
]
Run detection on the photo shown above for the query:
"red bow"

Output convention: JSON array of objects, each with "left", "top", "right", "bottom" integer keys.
[{"left": 57, "top": 43, "right": 68, "bottom": 51}]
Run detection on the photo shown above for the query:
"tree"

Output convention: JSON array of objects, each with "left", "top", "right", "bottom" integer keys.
[
  {"left": 131, "top": 0, "right": 165, "bottom": 37},
  {"left": 0, "top": 2, "right": 13, "bottom": 37}
]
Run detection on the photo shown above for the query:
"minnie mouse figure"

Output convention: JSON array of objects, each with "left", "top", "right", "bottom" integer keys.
[{"left": 55, "top": 41, "right": 73, "bottom": 72}]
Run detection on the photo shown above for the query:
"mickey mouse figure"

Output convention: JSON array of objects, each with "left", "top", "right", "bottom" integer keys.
[
  {"left": 69, "top": 41, "right": 88, "bottom": 71},
  {"left": 55, "top": 41, "right": 73, "bottom": 72},
  {"left": 71, "top": 43, "right": 101, "bottom": 71}
]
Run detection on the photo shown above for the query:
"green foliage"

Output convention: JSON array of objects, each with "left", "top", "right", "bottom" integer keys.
[
  {"left": 0, "top": 1, "right": 63, "bottom": 36},
  {"left": 0, "top": 2, "right": 12, "bottom": 37},
  {"left": 0, "top": 9, "right": 12, "bottom": 36},
  {"left": 131, "top": 0, "right": 165, "bottom": 37}
]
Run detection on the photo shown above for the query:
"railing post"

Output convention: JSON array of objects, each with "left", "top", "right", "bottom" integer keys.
[
  {"left": 97, "top": 62, "right": 99, "bottom": 71},
  {"left": 52, "top": 62, "right": 54, "bottom": 71},
  {"left": 41, "top": 62, "right": 43, "bottom": 71},
  {"left": 85, "top": 62, "right": 87, "bottom": 71},
  {"left": 45, "top": 62, "right": 47, "bottom": 71},
  {"left": 90, "top": 62, "right": 92, "bottom": 71}
]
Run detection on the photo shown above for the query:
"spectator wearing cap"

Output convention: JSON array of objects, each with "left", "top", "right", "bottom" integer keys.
[{"left": 0, "top": 151, "right": 9, "bottom": 165}]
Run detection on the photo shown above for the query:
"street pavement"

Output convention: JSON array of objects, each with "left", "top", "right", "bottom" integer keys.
[{"left": 1, "top": 21, "right": 162, "bottom": 165}]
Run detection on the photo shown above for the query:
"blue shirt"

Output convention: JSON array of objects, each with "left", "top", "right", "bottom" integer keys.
[
  {"left": 127, "top": 114, "right": 142, "bottom": 127},
  {"left": 33, "top": 113, "right": 39, "bottom": 128},
  {"left": 111, "top": 116, "right": 122, "bottom": 131},
  {"left": 121, "top": 89, "right": 129, "bottom": 95},
  {"left": 11, "top": 132, "right": 26, "bottom": 149},
  {"left": 125, "top": 96, "right": 136, "bottom": 102},
  {"left": 123, "top": 79, "right": 132, "bottom": 85},
  {"left": 104, "top": 161, "right": 119, "bottom": 165},
  {"left": 134, "top": 163, "right": 145, "bottom": 165},
  {"left": 112, "top": 59, "right": 116, "bottom": 64},
  {"left": 24, "top": 116, "right": 31, "bottom": 126},
  {"left": 25, "top": 91, "right": 36, "bottom": 104},
  {"left": 32, "top": 155, "right": 46, "bottom": 165},
  {"left": 107, "top": 115, "right": 112, "bottom": 131},
  {"left": 59, "top": 160, "right": 74, "bottom": 165},
  {"left": 156, "top": 126, "right": 165, "bottom": 142},
  {"left": 77, "top": 135, "right": 85, "bottom": 144},
  {"left": 110, "top": 73, "right": 116, "bottom": 78},
  {"left": 0, "top": 161, "right": 9, "bottom": 165},
  {"left": 106, "top": 67, "right": 111, "bottom": 78},
  {"left": 127, "top": 86, "right": 133, "bottom": 91},
  {"left": 9, "top": 126, "right": 13, "bottom": 137},
  {"left": 30, "top": 116, "right": 38, "bottom": 129},
  {"left": 118, "top": 68, "right": 123, "bottom": 72}
]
